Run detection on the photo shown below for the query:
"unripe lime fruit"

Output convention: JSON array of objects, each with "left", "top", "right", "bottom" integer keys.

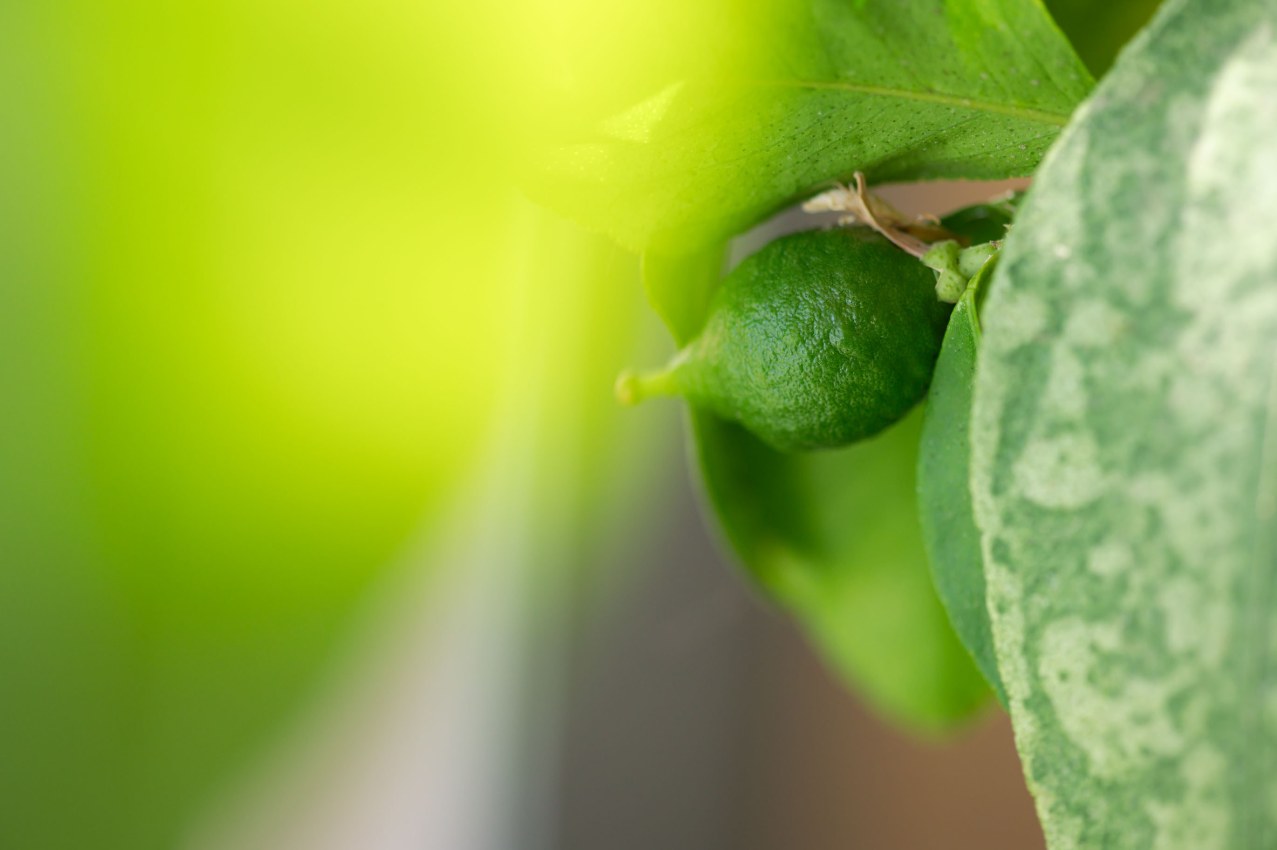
[{"left": 618, "top": 228, "right": 951, "bottom": 451}]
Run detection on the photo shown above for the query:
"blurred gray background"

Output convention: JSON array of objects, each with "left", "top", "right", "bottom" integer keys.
[{"left": 553, "top": 449, "right": 1044, "bottom": 850}]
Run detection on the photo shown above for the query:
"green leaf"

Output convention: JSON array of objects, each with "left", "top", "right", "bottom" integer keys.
[
  {"left": 1044, "top": 0, "right": 1163, "bottom": 76},
  {"left": 532, "top": 0, "right": 1093, "bottom": 253},
  {"left": 936, "top": 192, "right": 1022, "bottom": 246},
  {"left": 648, "top": 238, "right": 990, "bottom": 732},
  {"left": 642, "top": 247, "right": 725, "bottom": 346},
  {"left": 694, "top": 408, "right": 991, "bottom": 731},
  {"left": 972, "top": 0, "right": 1277, "bottom": 845},
  {"left": 916, "top": 199, "right": 1018, "bottom": 707},
  {"left": 919, "top": 257, "right": 1007, "bottom": 705}
]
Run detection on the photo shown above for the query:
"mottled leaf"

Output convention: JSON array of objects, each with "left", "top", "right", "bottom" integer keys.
[
  {"left": 972, "top": 0, "right": 1277, "bottom": 845},
  {"left": 533, "top": 0, "right": 1092, "bottom": 253}
]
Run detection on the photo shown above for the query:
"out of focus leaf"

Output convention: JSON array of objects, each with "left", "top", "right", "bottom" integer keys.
[
  {"left": 532, "top": 0, "right": 1092, "bottom": 253},
  {"left": 642, "top": 248, "right": 726, "bottom": 348},
  {"left": 972, "top": 0, "right": 1277, "bottom": 844},
  {"left": 1045, "top": 0, "right": 1163, "bottom": 75},
  {"left": 0, "top": 2, "right": 521, "bottom": 848},
  {"left": 692, "top": 408, "right": 990, "bottom": 731}
]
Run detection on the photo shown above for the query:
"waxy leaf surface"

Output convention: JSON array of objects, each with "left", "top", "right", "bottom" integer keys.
[
  {"left": 534, "top": 0, "right": 1092, "bottom": 253},
  {"left": 919, "top": 257, "right": 1006, "bottom": 704},
  {"left": 973, "top": 0, "right": 1277, "bottom": 845}
]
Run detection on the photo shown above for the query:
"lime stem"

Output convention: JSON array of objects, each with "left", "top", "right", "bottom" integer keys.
[{"left": 614, "top": 367, "right": 681, "bottom": 406}]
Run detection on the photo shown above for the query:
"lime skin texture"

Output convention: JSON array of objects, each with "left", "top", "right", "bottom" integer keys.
[{"left": 628, "top": 228, "right": 952, "bottom": 451}]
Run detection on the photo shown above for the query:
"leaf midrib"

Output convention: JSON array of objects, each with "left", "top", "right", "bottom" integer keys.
[{"left": 752, "top": 79, "right": 1072, "bottom": 127}]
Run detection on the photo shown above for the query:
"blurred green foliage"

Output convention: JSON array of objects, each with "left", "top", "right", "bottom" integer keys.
[
  {"left": 0, "top": 2, "right": 674, "bottom": 848},
  {"left": 1045, "top": 0, "right": 1163, "bottom": 75},
  {"left": 530, "top": 0, "right": 1093, "bottom": 253}
]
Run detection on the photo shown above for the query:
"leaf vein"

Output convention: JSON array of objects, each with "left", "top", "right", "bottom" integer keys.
[{"left": 750, "top": 79, "right": 1072, "bottom": 127}]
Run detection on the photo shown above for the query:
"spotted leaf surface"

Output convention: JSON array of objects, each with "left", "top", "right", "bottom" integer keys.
[{"left": 972, "top": 0, "right": 1277, "bottom": 845}]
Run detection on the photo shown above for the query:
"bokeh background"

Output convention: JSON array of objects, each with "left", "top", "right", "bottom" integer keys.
[{"left": 0, "top": 2, "right": 1100, "bottom": 847}]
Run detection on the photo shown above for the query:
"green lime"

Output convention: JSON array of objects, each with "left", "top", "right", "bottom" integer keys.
[{"left": 619, "top": 228, "right": 951, "bottom": 451}]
